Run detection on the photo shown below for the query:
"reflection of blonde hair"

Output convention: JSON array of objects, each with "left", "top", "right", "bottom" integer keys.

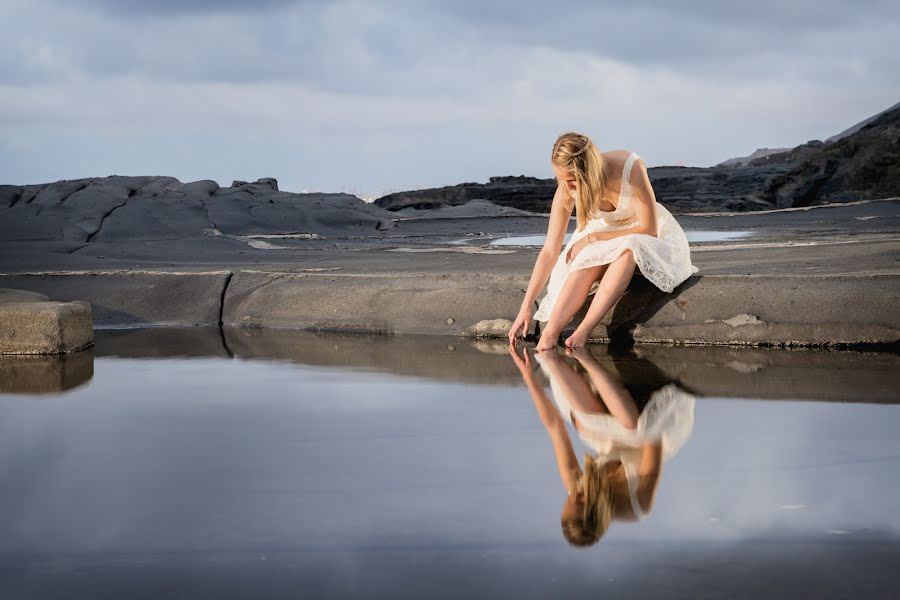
[
  {"left": 551, "top": 132, "right": 608, "bottom": 231},
  {"left": 561, "top": 453, "right": 614, "bottom": 546}
]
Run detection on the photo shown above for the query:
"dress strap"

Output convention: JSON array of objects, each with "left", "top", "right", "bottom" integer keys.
[
  {"left": 614, "top": 152, "right": 641, "bottom": 208},
  {"left": 623, "top": 152, "right": 641, "bottom": 185},
  {"left": 623, "top": 459, "right": 647, "bottom": 520}
]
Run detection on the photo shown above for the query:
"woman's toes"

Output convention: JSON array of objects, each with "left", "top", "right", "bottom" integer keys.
[{"left": 565, "top": 332, "right": 586, "bottom": 348}]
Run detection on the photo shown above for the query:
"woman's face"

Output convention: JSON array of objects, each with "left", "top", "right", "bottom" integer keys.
[{"left": 553, "top": 164, "right": 577, "bottom": 193}]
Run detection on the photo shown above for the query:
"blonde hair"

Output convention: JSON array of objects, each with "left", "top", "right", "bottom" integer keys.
[
  {"left": 551, "top": 132, "right": 608, "bottom": 231},
  {"left": 561, "top": 452, "right": 614, "bottom": 546}
]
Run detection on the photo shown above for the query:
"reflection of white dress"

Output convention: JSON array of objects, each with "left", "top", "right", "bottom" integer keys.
[
  {"left": 534, "top": 352, "right": 696, "bottom": 519},
  {"left": 533, "top": 152, "right": 700, "bottom": 323}
]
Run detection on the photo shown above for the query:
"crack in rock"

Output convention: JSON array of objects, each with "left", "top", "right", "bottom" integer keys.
[{"left": 85, "top": 198, "right": 129, "bottom": 243}]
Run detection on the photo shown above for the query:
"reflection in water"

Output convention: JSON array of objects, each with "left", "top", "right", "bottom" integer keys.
[
  {"left": 510, "top": 342, "right": 695, "bottom": 546},
  {"left": 0, "top": 348, "right": 94, "bottom": 394},
  {"left": 0, "top": 334, "right": 898, "bottom": 598}
]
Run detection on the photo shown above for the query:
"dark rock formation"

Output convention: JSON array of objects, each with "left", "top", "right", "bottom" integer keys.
[
  {"left": 376, "top": 102, "right": 900, "bottom": 213},
  {"left": 825, "top": 100, "right": 900, "bottom": 143},
  {"left": 374, "top": 178, "right": 558, "bottom": 213},
  {"left": 765, "top": 106, "right": 900, "bottom": 207},
  {"left": 0, "top": 175, "right": 396, "bottom": 243}
]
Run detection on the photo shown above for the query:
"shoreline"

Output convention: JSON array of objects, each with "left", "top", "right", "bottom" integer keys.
[{"left": 1, "top": 198, "right": 898, "bottom": 352}]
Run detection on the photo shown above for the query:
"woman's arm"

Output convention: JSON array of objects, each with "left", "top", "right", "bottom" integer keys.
[
  {"left": 519, "top": 184, "right": 573, "bottom": 311},
  {"left": 508, "top": 345, "right": 580, "bottom": 492},
  {"left": 636, "top": 442, "right": 663, "bottom": 514},
  {"left": 509, "top": 184, "right": 573, "bottom": 339}
]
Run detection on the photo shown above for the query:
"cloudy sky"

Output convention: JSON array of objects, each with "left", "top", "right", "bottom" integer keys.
[{"left": 1, "top": 0, "right": 898, "bottom": 196}]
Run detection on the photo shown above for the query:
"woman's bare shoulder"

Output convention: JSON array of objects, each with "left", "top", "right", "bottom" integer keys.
[{"left": 600, "top": 149, "right": 634, "bottom": 169}]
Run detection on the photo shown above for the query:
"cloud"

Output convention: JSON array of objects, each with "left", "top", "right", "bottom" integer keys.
[
  {"left": 0, "top": 0, "right": 897, "bottom": 192},
  {"left": 49, "top": 0, "right": 315, "bottom": 16}
]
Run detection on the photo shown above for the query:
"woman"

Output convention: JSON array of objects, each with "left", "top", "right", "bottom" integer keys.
[
  {"left": 507, "top": 132, "right": 699, "bottom": 351},
  {"left": 507, "top": 343, "right": 695, "bottom": 546}
]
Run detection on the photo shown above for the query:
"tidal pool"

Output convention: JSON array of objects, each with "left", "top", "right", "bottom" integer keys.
[
  {"left": 482, "top": 231, "right": 754, "bottom": 246},
  {"left": 1, "top": 328, "right": 898, "bottom": 599}
]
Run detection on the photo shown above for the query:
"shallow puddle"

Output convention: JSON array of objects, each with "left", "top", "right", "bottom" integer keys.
[
  {"left": 1, "top": 328, "right": 897, "bottom": 598},
  {"left": 481, "top": 230, "right": 755, "bottom": 246}
]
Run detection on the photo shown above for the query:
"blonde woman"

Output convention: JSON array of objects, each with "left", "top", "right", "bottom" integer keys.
[
  {"left": 508, "top": 343, "right": 695, "bottom": 546},
  {"left": 508, "top": 132, "right": 699, "bottom": 350}
]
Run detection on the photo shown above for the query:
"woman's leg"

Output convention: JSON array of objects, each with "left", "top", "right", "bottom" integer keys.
[
  {"left": 536, "top": 263, "right": 609, "bottom": 351},
  {"left": 564, "top": 249, "right": 637, "bottom": 349}
]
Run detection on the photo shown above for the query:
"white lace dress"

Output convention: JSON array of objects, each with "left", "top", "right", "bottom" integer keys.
[
  {"left": 533, "top": 152, "right": 699, "bottom": 323},
  {"left": 533, "top": 352, "right": 696, "bottom": 519}
]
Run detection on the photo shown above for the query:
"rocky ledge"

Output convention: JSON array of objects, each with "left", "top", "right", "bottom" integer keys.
[{"left": 0, "top": 176, "right": 401, "bottom": 246}]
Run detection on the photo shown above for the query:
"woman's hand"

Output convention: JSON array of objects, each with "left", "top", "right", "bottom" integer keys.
[
  {"left": 508, "top": 307, "right": 532, "bottom": 343},
  {"left": 507, "top": 338, "right": 532, "bottom": 373},
  {"left": 565, "top": 233, "right": 593, "bottom": 264}
]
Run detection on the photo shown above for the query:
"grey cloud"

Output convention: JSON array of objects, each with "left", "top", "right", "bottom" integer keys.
[
  {"left": 8, "top": 0, "right": 896, "bottom": 94},
  {"left": 1, "top": 0, "right": 897, "bottom": 192},
  {"left": 49, "top": 0, "right": 316, "bottom": 16}
]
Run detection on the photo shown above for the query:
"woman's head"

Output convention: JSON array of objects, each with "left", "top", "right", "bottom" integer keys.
[
  {"left": 560, "top": 452, "right": 615, "bottom": 546},
  {"left": 551, "top": 132, "right": 608, "bottom": 230}
]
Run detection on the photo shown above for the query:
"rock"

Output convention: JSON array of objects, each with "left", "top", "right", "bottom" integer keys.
[
  {"left": 466, "top": 318, "right": 514, "bottom": 337},
  {"left": 0, "top": 185, "right": 23, "bottom": 209},
  {"left": 765, "top": 106, "right": 900, "bottom": 207},
  {"left": 375, "top": 179, "right": 558, "bottom": 213},
  {"left": 0, "top": 288, "right": 93, "bottom": 355},
  {"left": 0, "top": 175, "right": 398, "bottom": 244},
  {"left": 254, "top": 177, "right": 279, "bottom": 192},
  {"left": 181, "top": 179, "right": 220, "bottom": 195}
]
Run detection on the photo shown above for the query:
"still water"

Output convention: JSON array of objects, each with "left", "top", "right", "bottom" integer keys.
[
  {"left": 1, "top": 328, "right": 898, "bottom": 599},
  {"left": 485, "top": 231, "right": 754, "bottom": 246}
]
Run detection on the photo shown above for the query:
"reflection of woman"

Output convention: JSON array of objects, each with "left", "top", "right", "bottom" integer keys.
[{"left": 508, "top": 341, "right": 695, "bottom": 546}]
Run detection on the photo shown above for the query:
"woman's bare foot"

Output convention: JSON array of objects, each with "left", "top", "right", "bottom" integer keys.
[
  {"left": 564, "top": 345, "right": 593, "bottom": 361},
  {"left": 563, "top": 328, "right": 590, "bottom": 349},
  {"left": 535, "top": 328, "right": 561, "bottom": 351}
]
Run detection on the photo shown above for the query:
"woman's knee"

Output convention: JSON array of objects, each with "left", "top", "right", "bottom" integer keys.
[
  {"left": 617, "top": 249, "right": 636, "bottom": 263},
  {"left": 570, "top": 264, "right": 606, "bottom": 281}
]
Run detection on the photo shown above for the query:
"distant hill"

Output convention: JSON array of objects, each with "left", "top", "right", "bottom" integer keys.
[{"left": 715, "top": 147, "right": 792, "bottom": 167}]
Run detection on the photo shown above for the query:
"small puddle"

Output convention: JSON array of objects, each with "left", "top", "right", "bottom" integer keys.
[{"left": 477, "top": 231, "right": 755, "bottom": 246}]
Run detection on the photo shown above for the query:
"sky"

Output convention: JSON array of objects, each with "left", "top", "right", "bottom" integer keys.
[{"left": 1, "top": 0, "right": 898, "bottom": 197}]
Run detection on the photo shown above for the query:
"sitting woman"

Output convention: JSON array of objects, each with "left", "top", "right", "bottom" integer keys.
[{"left": 508, "top": 132, "right": 699, "bottom": 350}]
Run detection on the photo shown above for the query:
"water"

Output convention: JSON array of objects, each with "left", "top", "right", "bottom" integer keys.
[
  {"left": 1, "top": 328, "right": 898, "bottom": 599},
  {"left": 481, "top": 231, "right": 754, "bottom": 246}
]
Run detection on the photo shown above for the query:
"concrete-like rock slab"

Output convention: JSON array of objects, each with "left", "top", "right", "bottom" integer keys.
[
  {"left": 0, "top": 272, "right": 231, "bottom": 328},
  {"left": 223, "top": 270, "right": 524, "bottom": 336},
  {"left": 0, "top": 294, "right": 93, "bottom": 354}
]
